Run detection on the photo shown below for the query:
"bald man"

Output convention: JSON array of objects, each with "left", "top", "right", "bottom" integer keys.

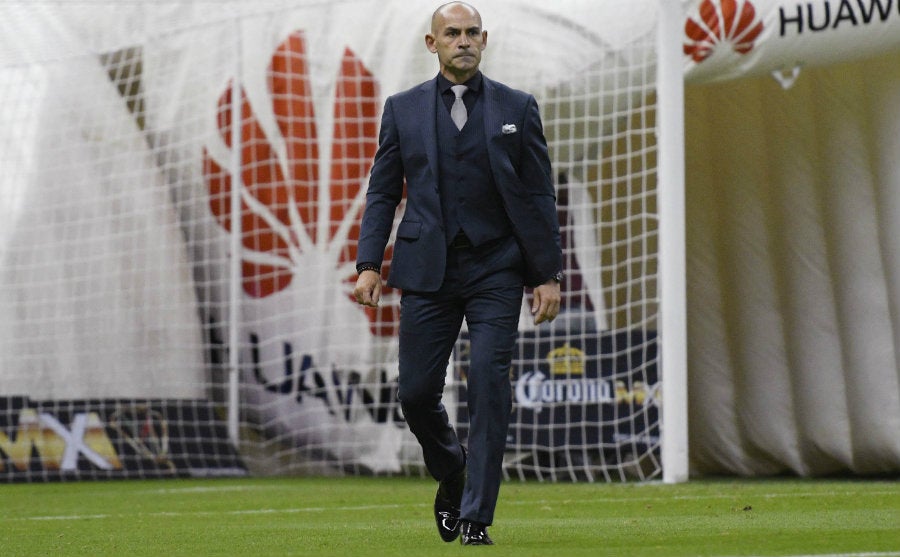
[{"left": 354, "top": 2, "right": 562, "bottom": 545}]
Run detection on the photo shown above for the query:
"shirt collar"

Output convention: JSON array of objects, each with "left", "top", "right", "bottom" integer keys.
[{"left": 437, "top": 71, "right": 482, "bottom": 95}]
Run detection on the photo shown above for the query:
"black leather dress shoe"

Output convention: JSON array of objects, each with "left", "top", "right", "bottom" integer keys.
[
  {"left": 460, "top": 520, "right": 494, "bottom": 546},
  {"left": 434, "top": 465, "right": 465, "bottom": 542}
]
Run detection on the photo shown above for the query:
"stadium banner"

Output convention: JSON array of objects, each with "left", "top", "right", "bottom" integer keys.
[
  {"left": 453, "top": 330, "right": 660, "bottom": 458},
  {"left": 682, "top": 0, "right": 900, "bottom": 84},
  {"left": 0, "top": 397, "right": 246, "bottom": 482}
]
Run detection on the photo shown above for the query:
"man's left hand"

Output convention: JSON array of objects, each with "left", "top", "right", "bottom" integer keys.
[{"left": 531, "top": 279, "right": 561, "bottom": 325}]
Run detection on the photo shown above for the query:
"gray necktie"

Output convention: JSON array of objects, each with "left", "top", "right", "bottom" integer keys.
[{"left": 450, "top": 85, "right": 468, "bottom": 130}]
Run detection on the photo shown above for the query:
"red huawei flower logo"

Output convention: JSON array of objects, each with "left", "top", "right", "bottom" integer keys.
[
  {"left": 202, "top": 31, "right": 399, "bottom": 336},
  {"left": 684, "top": 0, "right": 764, "bottom": 62}
]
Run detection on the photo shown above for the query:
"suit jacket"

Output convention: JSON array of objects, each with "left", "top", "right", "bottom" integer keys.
[{"left": 357, "top": 74, "right": 562, "bottom": 292}]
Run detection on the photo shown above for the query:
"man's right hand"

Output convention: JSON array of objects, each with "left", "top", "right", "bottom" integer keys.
[{"left": 353, "top": 270, "right": 382, "bottom": 307}]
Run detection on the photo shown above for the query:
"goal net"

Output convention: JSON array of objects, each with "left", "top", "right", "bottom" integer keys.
[{"left": 0, "top": 0, "right": 664, "bottom": 482}]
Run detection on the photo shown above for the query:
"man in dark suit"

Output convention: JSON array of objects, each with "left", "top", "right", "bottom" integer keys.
[{"left": 353, "top": 1, "right": 562, "bottom": 546}]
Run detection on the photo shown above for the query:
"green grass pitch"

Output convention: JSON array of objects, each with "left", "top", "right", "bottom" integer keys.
[{"left": 1, "top": 476, "right": 897, "bottom": 556}]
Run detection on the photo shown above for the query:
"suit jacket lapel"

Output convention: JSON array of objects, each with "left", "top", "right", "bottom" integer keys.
[
  {"left": 482, "top": 76, "right": 500, "bottom": 152},
  {"left": 419, "top": 78, "right": 440, "bottom": 184},
  {"left": 482, "top": 77, "right": 510, "bottom": 188}
]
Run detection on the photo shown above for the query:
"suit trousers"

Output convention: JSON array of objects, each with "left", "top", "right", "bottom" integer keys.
[{"left": 397, "top": 235, "right": 524, "bottom": 526}]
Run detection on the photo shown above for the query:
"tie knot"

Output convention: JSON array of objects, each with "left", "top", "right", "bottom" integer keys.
[{"left": 451, "top": 84, "right": 468, "bottom": 100}]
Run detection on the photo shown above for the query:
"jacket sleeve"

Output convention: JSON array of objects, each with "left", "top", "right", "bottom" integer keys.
[
  {"left": 518, "top": 95, "right": 562, "bottom": 285},
  {"left": 356, "top": 97, "right": 404, "bottom": 268}
]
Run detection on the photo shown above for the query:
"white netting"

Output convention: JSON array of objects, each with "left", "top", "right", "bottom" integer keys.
[{"left": 0, "top": 0, "right": 661, "bottom": 481}]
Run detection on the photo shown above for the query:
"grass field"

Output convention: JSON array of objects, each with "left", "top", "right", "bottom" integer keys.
[{"left": 1, "top": 476, "right": 898, "bottom": 556}]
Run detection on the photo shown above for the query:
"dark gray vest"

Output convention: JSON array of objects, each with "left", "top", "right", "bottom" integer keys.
[{"left": 437, "top": 92, "right": 512, "bottom": 246}]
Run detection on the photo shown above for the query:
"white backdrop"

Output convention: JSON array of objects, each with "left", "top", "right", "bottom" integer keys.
[
  {"left": 680, "top": 0, "right": 900, "bottom": 475},
  {"left": 686, "top": 50, "right": 900, "bottom": 475}
]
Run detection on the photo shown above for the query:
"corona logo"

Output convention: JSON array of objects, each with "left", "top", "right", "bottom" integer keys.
[
  {"left": 514, "top": 371, "right": 613, "bottom": 412},
  {"left": 202, "top": 31, "right": 399, "bottom": 336},
  {"left": 546, "top": 342, "right": 584, "bottom": 376},
  {"left": 684, "top": 0, "right": 764, "bottom": 62}
]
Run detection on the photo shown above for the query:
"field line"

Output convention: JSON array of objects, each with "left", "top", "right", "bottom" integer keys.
[{"left": 11, "top": 502, "right": 427, "bottom": 522}]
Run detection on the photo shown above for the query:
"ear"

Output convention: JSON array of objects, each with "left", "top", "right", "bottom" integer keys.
[
  {"left": 480, "top": 30, "right": 488, "bottom": 50},
  {"left": 425, "top": 34, "right": 437, "bottom": 53}
]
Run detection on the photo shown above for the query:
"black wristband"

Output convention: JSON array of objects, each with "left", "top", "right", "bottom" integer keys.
[{"left": 356, "top": 263, "right": 381, "bottom": 275}]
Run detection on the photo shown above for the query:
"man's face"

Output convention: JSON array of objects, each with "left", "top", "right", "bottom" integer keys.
[{"left": 426, "top": 4, "right": 487, "bottom": 83}]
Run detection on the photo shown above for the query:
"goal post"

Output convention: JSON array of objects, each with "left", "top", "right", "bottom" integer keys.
[
  {"left": 0, "top": 0, "right": 684, "bottom": 483},
  {"left": 657, "top": 0, "right": 689, "bottom": 484}
]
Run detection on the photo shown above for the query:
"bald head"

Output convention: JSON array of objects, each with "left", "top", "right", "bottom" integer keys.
[{"left": 431, "top": 2, "right": 482, "bottom": 34}]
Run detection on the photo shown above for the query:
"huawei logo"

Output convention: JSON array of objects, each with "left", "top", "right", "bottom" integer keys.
[
  {"left": 684, "top": 0, "right": 764, "bottom": 62},
  {"left": 202, "top": 31, "right": 399, "bottom": 336}
]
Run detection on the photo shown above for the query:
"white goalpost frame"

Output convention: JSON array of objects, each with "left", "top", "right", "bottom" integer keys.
[
  {"left": 656, "top": 0, "right": 689, "bottom": 484},
  {"left": 226, "top": 16, "right": 244, "bottom": 449}
]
